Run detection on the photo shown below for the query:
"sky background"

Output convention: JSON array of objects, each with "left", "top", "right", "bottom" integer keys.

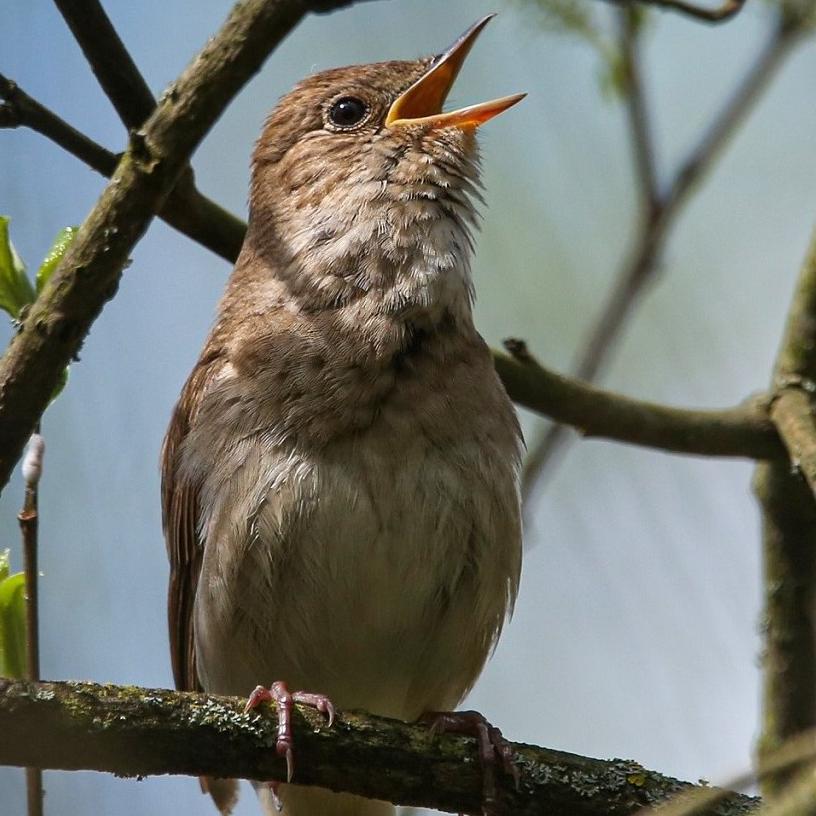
[{"left": 2, "top": 0, "right": 816, "bottom": 814}]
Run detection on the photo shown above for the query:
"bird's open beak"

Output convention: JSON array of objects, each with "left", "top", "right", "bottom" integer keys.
[{"left": 385, "top": 14, "right": 525, "bottom": 130}]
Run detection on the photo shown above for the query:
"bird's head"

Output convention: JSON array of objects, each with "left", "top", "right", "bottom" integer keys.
[{"left": 246, "top": 16, "right": 524, "bottom": 320}]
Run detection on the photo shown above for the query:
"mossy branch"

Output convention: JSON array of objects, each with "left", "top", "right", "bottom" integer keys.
[
  {"left": 756, "top": 226, "right": 816, "bottom": 795},
  {"left": 0, "top": 678, "right": 759, "bottom": 816}
]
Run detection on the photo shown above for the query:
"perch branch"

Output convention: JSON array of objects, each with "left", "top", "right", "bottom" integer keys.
[
  {"left": 756, "top": 761, "right": 816, "bottom": 816},
  {"left": 0, "top": 678, "right": 759, "bottom": 816}
]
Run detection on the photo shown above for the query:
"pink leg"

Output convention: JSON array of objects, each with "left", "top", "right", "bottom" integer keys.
[
  {"left": 421, "top": 710, "right": 519, "bottom": 816},
  {"left": 244, "top": 681, "right": 335, "bottom": 782}
]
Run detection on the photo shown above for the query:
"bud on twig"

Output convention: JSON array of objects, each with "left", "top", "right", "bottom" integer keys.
[{"left": 21, "top": 433, "right": 44, "bottom": 488}]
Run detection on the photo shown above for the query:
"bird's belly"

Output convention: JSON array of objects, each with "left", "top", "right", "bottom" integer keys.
[{"left": 194, "top": 429, "right": 518, "bottom": 721}]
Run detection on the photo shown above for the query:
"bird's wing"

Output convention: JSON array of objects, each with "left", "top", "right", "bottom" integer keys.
[{"left": 161, "top": 352, "right": 223, "bottom": 692}]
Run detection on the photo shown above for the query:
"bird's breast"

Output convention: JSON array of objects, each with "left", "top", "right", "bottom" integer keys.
[{"left": 190, "top": 337, "right": 521, "bottom": 719}]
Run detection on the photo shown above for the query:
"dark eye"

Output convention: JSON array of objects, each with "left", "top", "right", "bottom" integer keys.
[{"left": 328, "top": 96, "right": 368, "bottom": 128}]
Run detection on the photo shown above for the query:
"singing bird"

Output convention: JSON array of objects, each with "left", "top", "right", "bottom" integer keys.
[{"left": 162, "top": 15, "right": 525, "bottom": 816}]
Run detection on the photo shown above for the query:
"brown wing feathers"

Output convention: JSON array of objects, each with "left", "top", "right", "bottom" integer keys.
[{"left": 161, "top": 356, "right": 221, "bottom": 692}]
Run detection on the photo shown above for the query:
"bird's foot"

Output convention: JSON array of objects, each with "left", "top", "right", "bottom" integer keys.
[
  {"left": 244, "top": 681, "right": 335, "bottom": 782},
  {"left": 421, "top": 709, "right": 519, "bottom": 816}
]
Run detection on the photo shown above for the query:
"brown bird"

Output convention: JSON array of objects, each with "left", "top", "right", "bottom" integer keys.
[{"left": 162, "top": 15, "right": 524, "bottom": 816}]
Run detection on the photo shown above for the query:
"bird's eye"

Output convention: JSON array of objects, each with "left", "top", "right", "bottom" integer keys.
[{"left": 328, "top": 97, "right": 368, "bottom": 128}]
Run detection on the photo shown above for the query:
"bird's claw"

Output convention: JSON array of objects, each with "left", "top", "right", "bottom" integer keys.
[
  {"left": 244, "top": 680, "right": 335, "bottom": 783},
  {"left": 421, "top": 709, "right": 519, "bottom": 816}
]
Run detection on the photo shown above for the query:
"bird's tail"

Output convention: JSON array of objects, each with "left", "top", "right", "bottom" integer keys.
[
  {"left": 258, "top": 783, "right": 395, "bottom": 816},
  {"left": 201, "top": 775, "right": 394, "bottom": 815},
  {"left": 200, "top": 776, "right": 240, "bottom": 814}
]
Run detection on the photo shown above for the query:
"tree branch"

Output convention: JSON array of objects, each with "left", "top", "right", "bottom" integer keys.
[
  {"left": 770, "top": 388, "right": 816, "bottom": 496},
  {"left": 0, "top": 73, "right": 246, "bottom": 262},
  {"left": 522, "top": 13, "right": 803, "bottom": 493},
  {"left": 47, "top": 0, "right": 250, "bottom": 262},
  {"left": 755, "top": 225, "right": 816, "bottom": 796},
  {"left": 766, "top": 231, "right": 816, "bottom": 498},
  {"left": 0, "top": 678, "right": 759, "bottom": 816},
  {"left": 498, "top": 340, "right": 783, "bottom": 459},
  {"left": 618, "top": 7, "right": 659, "bottom": 217},
  {"left": 52, "top": 0, "right": 157, "bottom": 131},
  {"left": 754, "top": 461, "right": 816, "bottom": 796},
  {"left": 50, "top": 0, "right": 390, "bottom": 128},
  {"left": 605, "top": 0, "right": 746, "bottom": 24},
  {"left": 0, "top": 74, "right": 117, "bottom": 175}
]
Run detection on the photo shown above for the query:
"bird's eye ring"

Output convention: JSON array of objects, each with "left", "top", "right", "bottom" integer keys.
[{"left": 327, "top": 96, "right": 369, "bottom": 129}]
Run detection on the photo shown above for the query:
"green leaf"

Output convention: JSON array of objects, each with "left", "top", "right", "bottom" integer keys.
[
  {"left": 0, "top": 216, "right": 36, "bottom": 319},
  {"left": 36, "top": 225, "right": 78, "bottom": 294},
  {"left": 0, "top": 558, "right": 27, "bottom": 679},
  {"left": 0, "top": 550, "right": 9, "bottom": 584}
]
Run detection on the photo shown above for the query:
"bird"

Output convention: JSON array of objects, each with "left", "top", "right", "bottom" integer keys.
[{"left": 161, "top": 14, "right": 525, "bottom": 816}]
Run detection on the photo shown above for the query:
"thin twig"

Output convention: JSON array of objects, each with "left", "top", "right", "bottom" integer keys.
[
  {"left": 665, "top": 17, "right": 802, "bottom": 215},
  {"left": 522, "top": 14, "right": 803, "bottom": 498},
  {"left": 0, "top": 74, "right": 117, "bottom": 176},
  {"left": 498, "top": 341, "right": 782, "bottom": 459},
  {"left": 618, "top": 7, "right": 659, "bottom": 216},
  {"left": 604, "top": 0, "right": 747, "bottom": 23},
  {"left": 19, "top": 432, "right": 44, "bottom": 816}
]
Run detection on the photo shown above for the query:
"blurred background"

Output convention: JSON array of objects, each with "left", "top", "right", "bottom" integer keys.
[{"left": 1, "top": 0, "right": 815, "bottom": 813}]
